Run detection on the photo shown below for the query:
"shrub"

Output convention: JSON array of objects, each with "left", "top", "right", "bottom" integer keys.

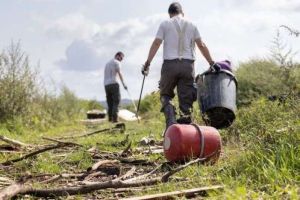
[
  {"left": 0, "top": 42, "right": 84, "bottom": 131},
  {"left": 0, "top": 42, "right": 39, "bottom": 122},
  {"left": 235, "top": 59, "right": 300, "bottom": 105}
]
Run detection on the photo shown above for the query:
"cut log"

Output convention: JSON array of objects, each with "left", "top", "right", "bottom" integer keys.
[{"left": 120, "top": 185, "right": 224, "bottom": 200}]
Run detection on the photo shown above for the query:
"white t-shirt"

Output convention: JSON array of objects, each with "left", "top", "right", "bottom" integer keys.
[
  {"left": 104, "top": 58, "right": 120, "bottom": 86},
  {"left": 156, "top": 15, "right": 201, "bottom": 60}
]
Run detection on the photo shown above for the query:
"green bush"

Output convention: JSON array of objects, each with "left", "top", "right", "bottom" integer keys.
[
  {"left": 139, "top": 91, "right": 161, "bottom": 114},
  {"left": 80, "top": 99, "right": 104, "bottom": 111},
  {"left": 236, "top": 59, "right": 300, "bottom": 105},
  {"left": 0, "top": 42, "right": 85, "bottom": 132},
  {"left": 0, "top": 42, "right": 39, "bottom": 122}
]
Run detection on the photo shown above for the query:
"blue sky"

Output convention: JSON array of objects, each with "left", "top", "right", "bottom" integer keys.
[{"left": 0, "top": 0, "right": 299, "bottom": 100}]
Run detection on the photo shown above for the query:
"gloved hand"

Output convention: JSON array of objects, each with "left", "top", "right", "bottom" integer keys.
[
  {"left": 210, "top": 62, "right": 221, "bottom": 72},
  {"left": 142, "top": 60, "right": 150, "bottom": 76},
  {"left": 123, "top": 85, "right": 128, "bottom": 90}
]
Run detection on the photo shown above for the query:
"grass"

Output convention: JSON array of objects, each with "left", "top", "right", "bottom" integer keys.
[{"left": 0, "top": 97, "right": 299, "bottom": 199}]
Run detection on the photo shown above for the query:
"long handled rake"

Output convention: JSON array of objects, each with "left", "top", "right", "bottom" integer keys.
[{"left": 125, "top": 88, "right": 140, "bottom": 122}]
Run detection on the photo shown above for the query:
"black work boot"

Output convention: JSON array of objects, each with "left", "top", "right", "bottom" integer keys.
[{"left": 163, "top": 104, "right": 177, "bottom": 129}]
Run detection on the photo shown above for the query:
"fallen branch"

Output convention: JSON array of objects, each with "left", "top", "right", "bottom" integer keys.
[
  {"left": 162, "top": 157, "right": 205, "bottom": 182},
  {"left": 14, "top": 178, "right": 160, "bottom": 198},
  {"left": 124, "top": 164, "right": 162, "bottom": 182},
  {"left": 39, "top": 175, "right": 61, "bottom": 184},
  {"left": 0, "top": 135, "right": 28, "bottom": 148},
  {"left": 120, "top": 185, "right": 224, "bottom": 200},
  {"left": 83, "top": 171, "right": 105, "bottom": 181},
  {"left": 42, "top": 137, "right": 83, "bottom": 147},
  {"left": 120, "top": 141, "right": 132, "bottom": 156},
  {"left": 2, "top": 157, "right": 205, "bottom": 198},
  {"left": 57, "top": 125, "right": 124, "bottom": 139},
  {"left": 88, "top": 160, "right": 120, "bottom": 172},
  {"left": 1, "top": 143, "right": 77, "bottom": 166},
  {"left": 118, "top": 158, "right": 153, "bottom": 166},
  {"left": 115, "top": 166, "right": 136, "bottom": 181},
  {"left": 36, "top": 173, "right": 85, "bottom": 184}
]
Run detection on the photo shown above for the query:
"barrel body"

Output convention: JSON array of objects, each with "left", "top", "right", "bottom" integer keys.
[
  {"left": 163, "top": 124, "right": 222, "bottom": 163},
  {"left": 197, "top": 70, "right": 237, "bottom": 129}
]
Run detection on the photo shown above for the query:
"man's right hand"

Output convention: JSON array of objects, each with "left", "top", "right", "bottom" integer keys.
[
  {"left": 210, "top": 62, "right": 221, "bottom": 72},
  {"left": 142, "top": 60, "right": 150, "bottom": 76}
]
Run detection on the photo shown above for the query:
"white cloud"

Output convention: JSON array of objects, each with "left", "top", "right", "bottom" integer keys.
[
  {"left": 253, "top": 0, "right": 300, "bottom": 12},
  {"left": 47, "top": 14, "right": 100, "bottom": 39},
  {"left": 56, "top": 14, "right": 165, "bottom": 72},
  {"left": 50, "top": 14, "right": 165, "bottom": 100}
]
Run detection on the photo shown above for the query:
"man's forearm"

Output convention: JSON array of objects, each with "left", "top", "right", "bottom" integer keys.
[
  {"left": 195, "top": 39, "right": 214, "bottom": 65},
  {"left": 117, "top": 72, "right": 126, "bottom": 87},
  {"left": 146, "top": 38, "right": 162, "bottom": 63}
]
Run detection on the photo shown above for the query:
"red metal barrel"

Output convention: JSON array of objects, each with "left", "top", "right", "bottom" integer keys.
[{"left": 163, "top": 124, "right": 222, "bottom": 163}]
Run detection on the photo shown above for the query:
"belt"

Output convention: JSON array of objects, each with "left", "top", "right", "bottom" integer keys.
[{"left": 164, "top": 59, "right": 194, "bottom": 63}]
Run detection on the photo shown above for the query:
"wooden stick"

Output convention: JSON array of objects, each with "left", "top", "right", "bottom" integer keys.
[
  {"left": 120, "top": 185, "right": 224, "bottom": 200},
  {"left": 0, "top": 135, "right": 27, "bottom": 147},
  {"left": 83, "top": 171, "right": 105, "bottom": 181},
  {"left": 39, "top": 175, "right": 61, "bottom": 184},
  {"left": 1, "top": 143, "right": 74, "bottom": 165},
  {"left": 120, "top": 141, "right": 132, "bottom": 156},
  {"left": 124, "top": 164, "right": 162, "bottom": 182},
  {"left": 19, "top": 178, "right": 161, "bottom": 197},
  {"left": 89, "top": 160, "right": 120, "bottom": 172},
  {"left": 115, "top": 166, "right": 136, "bottom": 181},
  {"left": 57, "top": 126, "right": 122, "bottom": 139},
  {"left": 0, "top": 157, "right": 206, "bottom": 198},
  {"left": 41, "top": 137, "right": 83, "bottom": 147},
  {"left": 161, "top": 157, "right": 205, "bottom": 182}
]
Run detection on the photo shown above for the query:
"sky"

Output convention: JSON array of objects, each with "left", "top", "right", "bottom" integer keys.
[{"left": 0, "top": 0, "right": 299, "bottom": 101}]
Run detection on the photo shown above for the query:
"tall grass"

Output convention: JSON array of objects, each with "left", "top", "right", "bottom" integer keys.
[{"left": 220, "top": 97, "right": 300, "bottom": 196}]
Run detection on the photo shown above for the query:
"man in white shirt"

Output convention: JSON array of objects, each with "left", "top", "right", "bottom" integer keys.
[
  {"left": 104, "top": 51, "right": 127, "bottom": 123},
  {"left": 142, "top": 2, "right": 215, "bottom": 129}
]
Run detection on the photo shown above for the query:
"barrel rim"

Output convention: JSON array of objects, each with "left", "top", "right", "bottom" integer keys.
[{"left": 197, "top": 69, "right": 238, "bottom": 88}]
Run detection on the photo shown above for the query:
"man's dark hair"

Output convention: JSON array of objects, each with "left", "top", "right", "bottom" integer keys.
[
  {"left": 115, "top": 51, "right": 124, "bottom": 57},
  {"left": 168, "top": 2, "right": 183, "bottom": 15}
]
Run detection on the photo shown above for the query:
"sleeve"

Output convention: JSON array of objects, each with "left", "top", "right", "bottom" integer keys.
[
  {"left": 194, "top": 26, "right": 201, "bottom": 40},
  {"left": 115, "top": 61, "right": 120, "bottom": 71},
  {"left": 155, "top": 22, "right": 165, "bottom": 40}
]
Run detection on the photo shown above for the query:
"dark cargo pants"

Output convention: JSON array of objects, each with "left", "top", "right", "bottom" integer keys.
[
  {"left": 105, "top": 83, "right": 120, "bottom": 122},
  {"left": 159, "top": 59, "right": 196, "bottom": 117}
]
